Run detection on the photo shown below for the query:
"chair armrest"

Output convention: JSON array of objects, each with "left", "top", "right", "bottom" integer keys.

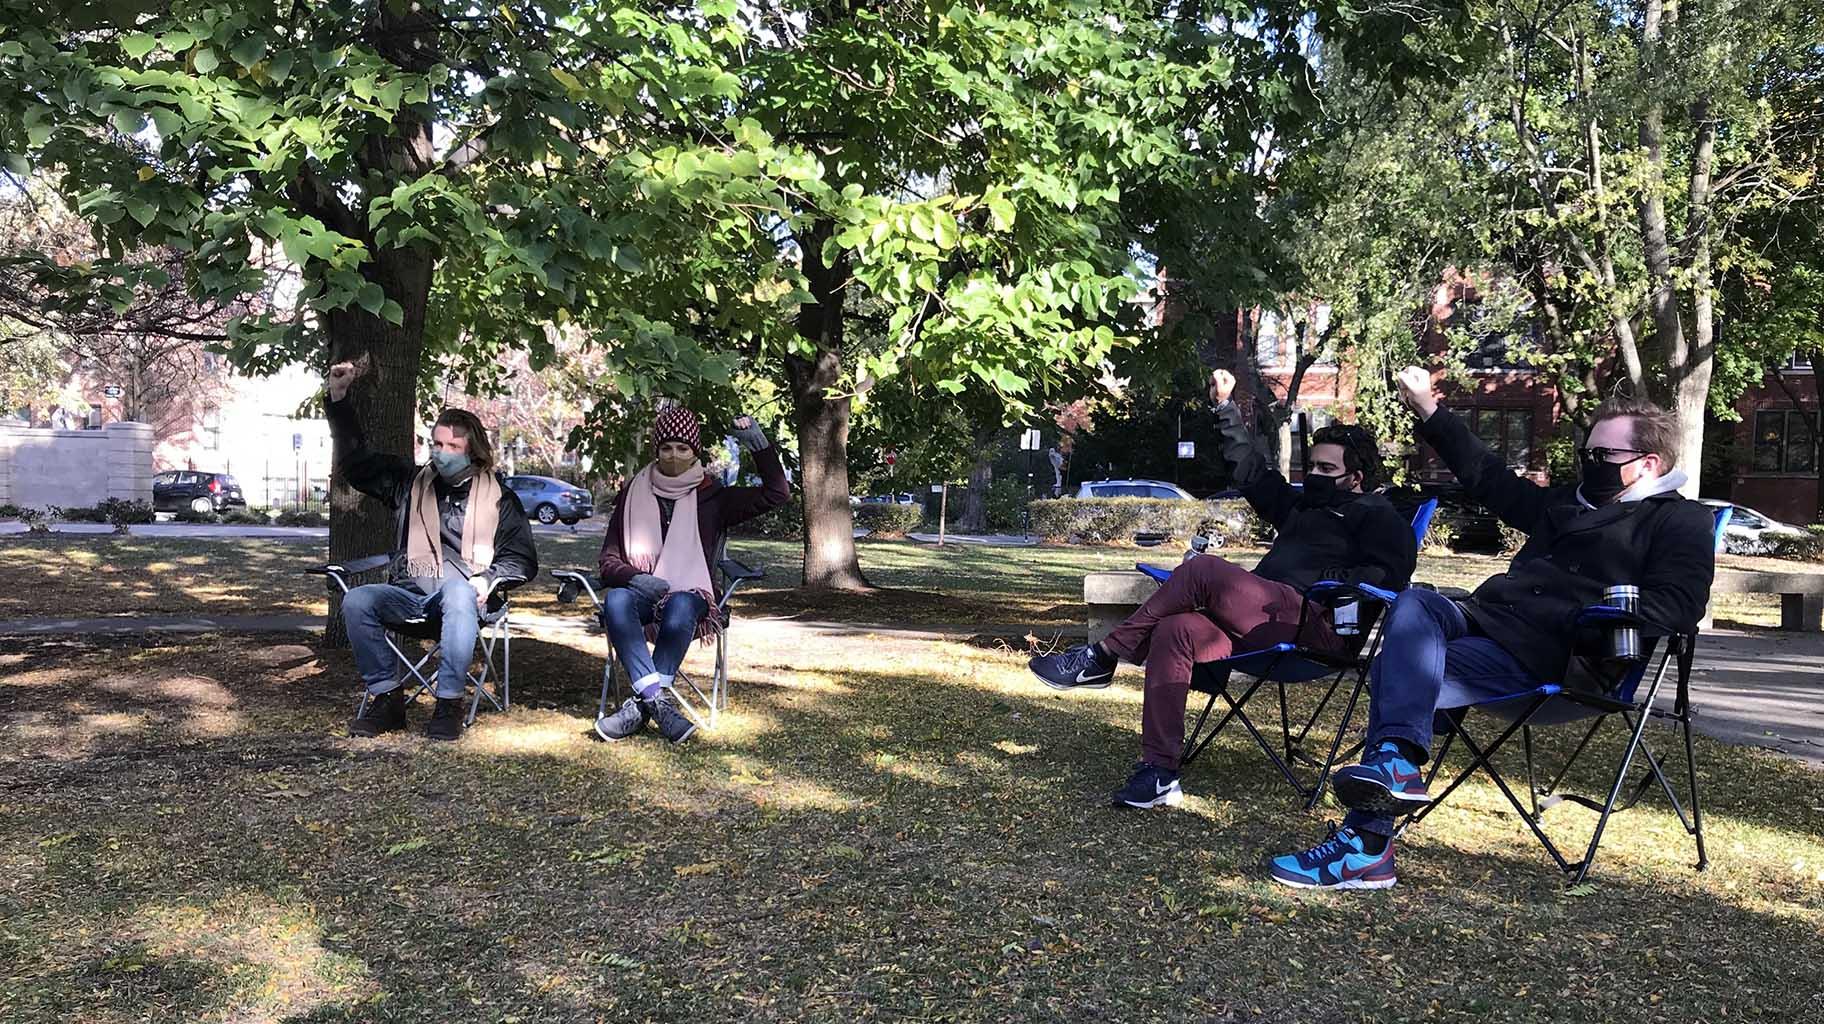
[
  {"left": 1413, "top": 582, "right": 1472, "bottom": 600},
  {"left": 551, "top": 568, "right": 606, "bottom": 607},
  {"left": 1306, "top": 580, "right": 1400, "bottom": 606},
  {"left": 1574, "top": 603, "right": 1684, "bottom": 638},
  {"left": 718, "top": 557, "right": 765, "bottom": 583},
  {"left": 305, "top": 553, "right": 390, "bottom": 577}
]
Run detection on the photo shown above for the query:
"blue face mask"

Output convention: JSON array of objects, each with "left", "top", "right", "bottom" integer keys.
[{"left": 430, "top": 450, "right": 471, "bottom": 481}]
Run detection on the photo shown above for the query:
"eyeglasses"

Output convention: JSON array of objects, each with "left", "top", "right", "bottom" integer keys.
[{"left": 1578, "top": 446, "right": 1652, "bottom": 464}]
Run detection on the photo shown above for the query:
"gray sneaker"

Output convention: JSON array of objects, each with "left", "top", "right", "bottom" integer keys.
[
  {"left": 594, "top": 697, "right": 648, "bottom": 742},
  {"left": 643, "top": 693, "right": 697, "bottom": 745}
]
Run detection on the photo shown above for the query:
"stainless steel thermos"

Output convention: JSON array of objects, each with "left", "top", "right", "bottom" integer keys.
[{"left": 1604, "top": 583, "right": 1641, "bottom": 660}]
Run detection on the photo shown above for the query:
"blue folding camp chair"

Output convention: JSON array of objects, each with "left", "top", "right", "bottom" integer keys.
[
  {"left": 1138, "top": 499, "right": 1439, "bottom": 807},
  {"left": 1394, "top": 506, "right": 1732, "bottom": 883}
]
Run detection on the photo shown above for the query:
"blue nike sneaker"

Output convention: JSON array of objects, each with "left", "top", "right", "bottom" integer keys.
[
  {"left": 1029, "top": 644, "right": 1116, "bottom": 690},
  {"left": 1332, "top": 740, "right": 1432, "bottom": 818},
  {"left": 1111, "top": 761, "right": 1183, "bottom": 809},
  {"left": 1269, "top": 826, "right": 1397, "bottom": 890}
]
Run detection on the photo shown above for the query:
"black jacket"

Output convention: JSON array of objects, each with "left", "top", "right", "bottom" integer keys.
[
  {"left": 327, "top": 397, "right": 539, "bottom": 598},
  {"left": 1214, "top": 400, "right": 1417, "bottom": 592},
  {"left": 1419, "top": 407, "right": 1715, "bottom": 690}
]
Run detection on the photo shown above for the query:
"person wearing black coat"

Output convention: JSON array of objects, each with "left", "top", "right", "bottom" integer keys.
[
  {"left": 1028, "top": 369, "right": 1418, "bottom": 811},
  {"left": 1270, "top": 368, "right": 1716, "bottom": 891},
  {"left": 323, "top": 357, "right": 539, "bottom": 742}
]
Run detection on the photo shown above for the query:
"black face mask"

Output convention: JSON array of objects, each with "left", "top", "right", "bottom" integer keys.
[
  {"left": 1303, "top": 472, "right": 1349, "bottom": 504},
  {"left": 1579, "top": 454, "right": 1630, "bottom": 505}
]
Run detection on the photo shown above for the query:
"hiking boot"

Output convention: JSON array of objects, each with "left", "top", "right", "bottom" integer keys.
[
  {"left": 1332, "top": 740, "right": 1432, "bottom": 818},
  {"left": 349, "top": 687, "right": 407, "bottom": 738},
  {"left": 1111, "top": 761, "right": 1183, "bottom": 809},
  {"left": 1029, "top": 643, "right": 1117, "bottom": 690},
  {"left": 1268, "top": 826, "right": 1397, "bottom": 890},
  {"left": 643, "top": 693, "right": 697, "bottom": 745},
  {"left": 594, "top": 697, "right": 649, "bottom": 742},
  {"left": 424, "top": 696, "right": 467, "bottom": 742}
]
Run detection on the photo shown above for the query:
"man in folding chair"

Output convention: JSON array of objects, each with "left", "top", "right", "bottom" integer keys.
[
  {"left": 325, "top": 357, "right": 539, "bottom": 742},
  {"left": 587, "top": 405, "right": 788, "bottom": 745},
  {"left": 1269, "top": 367, "right": 1715, "bottom": 890},
  {"left": 1029, "top": 369, "right": 1417, "bottom": 809}
]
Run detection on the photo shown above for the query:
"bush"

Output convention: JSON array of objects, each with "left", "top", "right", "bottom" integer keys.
[
  {"left": 57, "top": 505, "right": 108, "bottom": 523},
  {"left": 1029, "top": 497, "right": 1208, "bottom": 545},
  {"left": 275, "top": 509, "right": 327, "bottom": 527},
  {"left": 221, "top": 508, "right": 269, "bottom": 525},
  {"left": 983, "top": 479, "right": 1029, "bottom": 532},
  {"left": 731, "top": 494, "right": 803, "bottom": 540},
  {"left": 98, "top": 497, "right": 155, "bottom": 526},
  {"left": 174, "top": 507, "right": 219, "bottom": 524},
  {"left": 0, "top": 503, "right": 23, "bottom": 521},
  {"left": 854, "top": 502, "right": 924, "bottom": 538}
]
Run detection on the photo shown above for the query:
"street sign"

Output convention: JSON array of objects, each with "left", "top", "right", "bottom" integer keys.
[
  {"left": 1019, "top": 428, "right": 1042, "bottom": 451},
  {"left": 930, "top": 484, "right": 943, "bottom": 493},
  {"left": 1176, "top": 441, "right": 1196, "bottom": 459},
  {"left": 292, "top": 432, "right": 303, "bottom": 452},
  {"left": 102, "top": 385, "right": 123, "bottom": 398}
]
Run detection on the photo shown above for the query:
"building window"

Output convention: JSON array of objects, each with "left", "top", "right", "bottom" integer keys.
[
  {"left": 1785, "top": 351, "right": 1814, "bottom": 372},
  {"left": 202, "top": 404, "right": 222, "bottom": 450},
  {"left": 1255, "top": 312, "right": 1281, "bottom": 367},
  {"left": 1753, "top": 409, "right": 1816, "bottom": 473},
  {"left": 1465, "top": 407, "right": 1534, "bottom": 470}
]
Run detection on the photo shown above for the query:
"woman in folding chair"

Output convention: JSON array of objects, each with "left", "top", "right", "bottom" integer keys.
[
  {"left": 1028, "top": 369, "right": 1417, "bottom": 809},
  {"left": 590, "top": 405, "right": 789, "bottom": 745},
  {"left": 325, "top": 357, "right": 539, "bottom": 742},
  {"left": 1268, "top": 368, "right": 1716, "bottom": 891}
]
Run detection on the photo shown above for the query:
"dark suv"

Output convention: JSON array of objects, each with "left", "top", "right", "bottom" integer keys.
[{"left": 153, "top": 471, "right": 247, "bottom": 514}]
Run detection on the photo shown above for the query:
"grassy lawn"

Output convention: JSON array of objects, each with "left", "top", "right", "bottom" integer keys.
[
  {"left": 0, "top": 532, "right": 1796, "bottom": 629},
  {"left": 2, "top": 621, "right": 1821, "bottom": 1023}
]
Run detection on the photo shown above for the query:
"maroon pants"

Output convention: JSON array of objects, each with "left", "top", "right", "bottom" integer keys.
[{"left": 1100, "top": 556, "right": 1344, "bottom": 771}]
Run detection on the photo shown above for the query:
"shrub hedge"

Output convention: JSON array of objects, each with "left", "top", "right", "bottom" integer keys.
[{"left": 854, "top": 502, "right": 924, "bottom": 538}]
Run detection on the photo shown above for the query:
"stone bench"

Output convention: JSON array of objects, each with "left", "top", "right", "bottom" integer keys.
[
  {"left": 1711, "top": 568, "right": 1824, "bottom": 631},
  {"left": 1085, "top": 566, "right": 1824, "bottom": 642}
]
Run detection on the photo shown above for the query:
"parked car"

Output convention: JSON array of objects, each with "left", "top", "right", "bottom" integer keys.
[
  {"left": 1073, "top": 479, "right": 1197, "bottom": 501},
  {"left": 152, "top": 470, "right": 246, "bottom": 515},
  {"left": 856, "top": 492, "right": 917, "bottom": 505},
  {"left": 505, "top": 475, "right": 595, "bottom": 525},
  {"left": 1700, "top": 499, "right": 1809, "bottom": 554}
]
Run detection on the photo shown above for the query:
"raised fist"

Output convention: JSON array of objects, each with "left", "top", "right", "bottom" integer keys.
[
  {"left": 1395, "top": 365, "right": 1438, "bottom": 420},
  {"left": 326, "top": 354, "right": 370, "bottom": 402},
  {"left": 1208, "top": 369, "right": 1236, "bottom": 404}
]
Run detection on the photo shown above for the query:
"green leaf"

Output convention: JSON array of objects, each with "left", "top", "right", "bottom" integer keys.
[
  {"left": 612, "top": 246, "right": 645, "bottom": 273},
  {"left": 121, "top": 33, "right": 159, "bottom": 60},
  {"left": 111, "top": 110, "right": 145, "bottom": 135},
  {"left": 125, "top": 197, "right": 157, "bottom": 228},
  {"left": 192, "top": 47, "right": 219, "bottom": 74},
  {"left": 355, "top": 282, "right": 386, "bottom": 314},
  {"left": 230, "top": 36, "right": 266, "bottom": 69},
  {"left": 147, "top": 108, "right": 183, "bottom": 138},
  {"left": 986, "top": 195, "right": 1017, "bottom": 231},
  {"left": 380, "top": 299, "right": 404, "bottom": 326}
]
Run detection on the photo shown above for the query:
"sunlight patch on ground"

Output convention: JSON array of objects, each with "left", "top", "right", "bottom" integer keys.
[{"left": 127, "top": 895, "right": 369, "bottom": 1023}]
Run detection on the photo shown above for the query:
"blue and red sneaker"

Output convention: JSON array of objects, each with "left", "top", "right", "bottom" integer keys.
[
  {"left": 1332, "top": 740, "right": 1432, "bottom": 818},
  {"left": 1268, "top": 826, "right": 1396, "bottom": 890}
]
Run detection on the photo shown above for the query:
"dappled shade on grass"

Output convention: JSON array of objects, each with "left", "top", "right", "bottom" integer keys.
[{"left": 2, "top": 623, "right": 1821, "bottom": 1023}]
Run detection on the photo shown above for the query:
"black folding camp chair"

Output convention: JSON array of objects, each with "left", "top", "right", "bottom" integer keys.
[
  {"left": 306, "top": 554, "right": 513, "bottom": 727},
  {"left": 1141, "top": 499, "right": 1439, "bottom": 807},
  {"left": 551, "top": 537, "right": 764, "bottom": 731},
  {"left": 1394, "top": 506, "right": 1731, "bottom": 882}
]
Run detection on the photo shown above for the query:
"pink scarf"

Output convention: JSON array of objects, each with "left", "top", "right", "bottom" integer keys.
[{"left": 622, "top": 460, "right": 719, "bottom": 641}]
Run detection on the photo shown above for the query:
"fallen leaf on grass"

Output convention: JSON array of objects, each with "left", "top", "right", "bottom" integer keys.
[
  {"left": 675, "top": 861, "right": 722, "bottom": 877},
  {"left": 385, "top": 836, "right": 430, "bottom": 857},
  {"left": 1564, "top": 883, "right": 1598, "bottom": 898}
]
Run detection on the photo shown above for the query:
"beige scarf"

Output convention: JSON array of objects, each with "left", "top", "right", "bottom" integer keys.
[
  {"left": 623, "top": 461, "right": 718, "bottom": 636},
  {"left": 405, "top": 466, "right": 501, "bottom": 580}
]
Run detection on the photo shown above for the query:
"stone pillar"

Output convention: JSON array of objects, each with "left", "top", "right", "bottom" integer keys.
[
  {"left": 105, "top": 421, "right": 154, "bottom": 503},
  {"left": 0, "top": 422, "right": 17, "bottom": 507}
]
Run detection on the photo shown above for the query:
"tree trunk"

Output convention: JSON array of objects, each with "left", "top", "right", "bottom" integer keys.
[
  {"left": 788, "top": 217, "right": 869, "bottom": 590},
  {"left": 958, "top": 444, "right": 993, "bottom": 533},
  {"left": 1670, "top": 99, "right": 1718, "bottom": 495}
]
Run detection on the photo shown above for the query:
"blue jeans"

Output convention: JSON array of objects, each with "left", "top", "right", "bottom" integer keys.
[
  {"left": 1346, "top": 588, "right": 1545, "bottom": 838},
  {"left": 600, "top": 588, "right": 711, "bottom": 698},
  {"left": 343, "top": 578, "right": 482, "bottom": 700}
]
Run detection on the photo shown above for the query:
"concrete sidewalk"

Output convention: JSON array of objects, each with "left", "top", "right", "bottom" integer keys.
[{"left": 2, "top": 612, "right": 1818, "bottom": 767}]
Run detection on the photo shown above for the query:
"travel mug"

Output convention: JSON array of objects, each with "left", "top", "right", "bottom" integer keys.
[{"left": 1605, "top": 583, "right": 1641, "bottom": 660}]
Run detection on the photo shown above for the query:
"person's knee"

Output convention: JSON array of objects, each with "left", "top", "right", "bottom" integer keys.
[
  {"left": 1181, "top": 554, "right": 1236, "bottom": 584},
  {"left": 1388, "top": 588, "right": 1449, "bottom": 630},
  {"left": 341, "top": 585, "right": 382, "bottom": 623},
  {"left": 662, "top": 596, "right": 706, "bottom": 630},
  {"left": 439, "top": 577, "right": 479, "bottom": 617},
  {"left": 600, "top": 586, "right": 639, "bottom": 623}
]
